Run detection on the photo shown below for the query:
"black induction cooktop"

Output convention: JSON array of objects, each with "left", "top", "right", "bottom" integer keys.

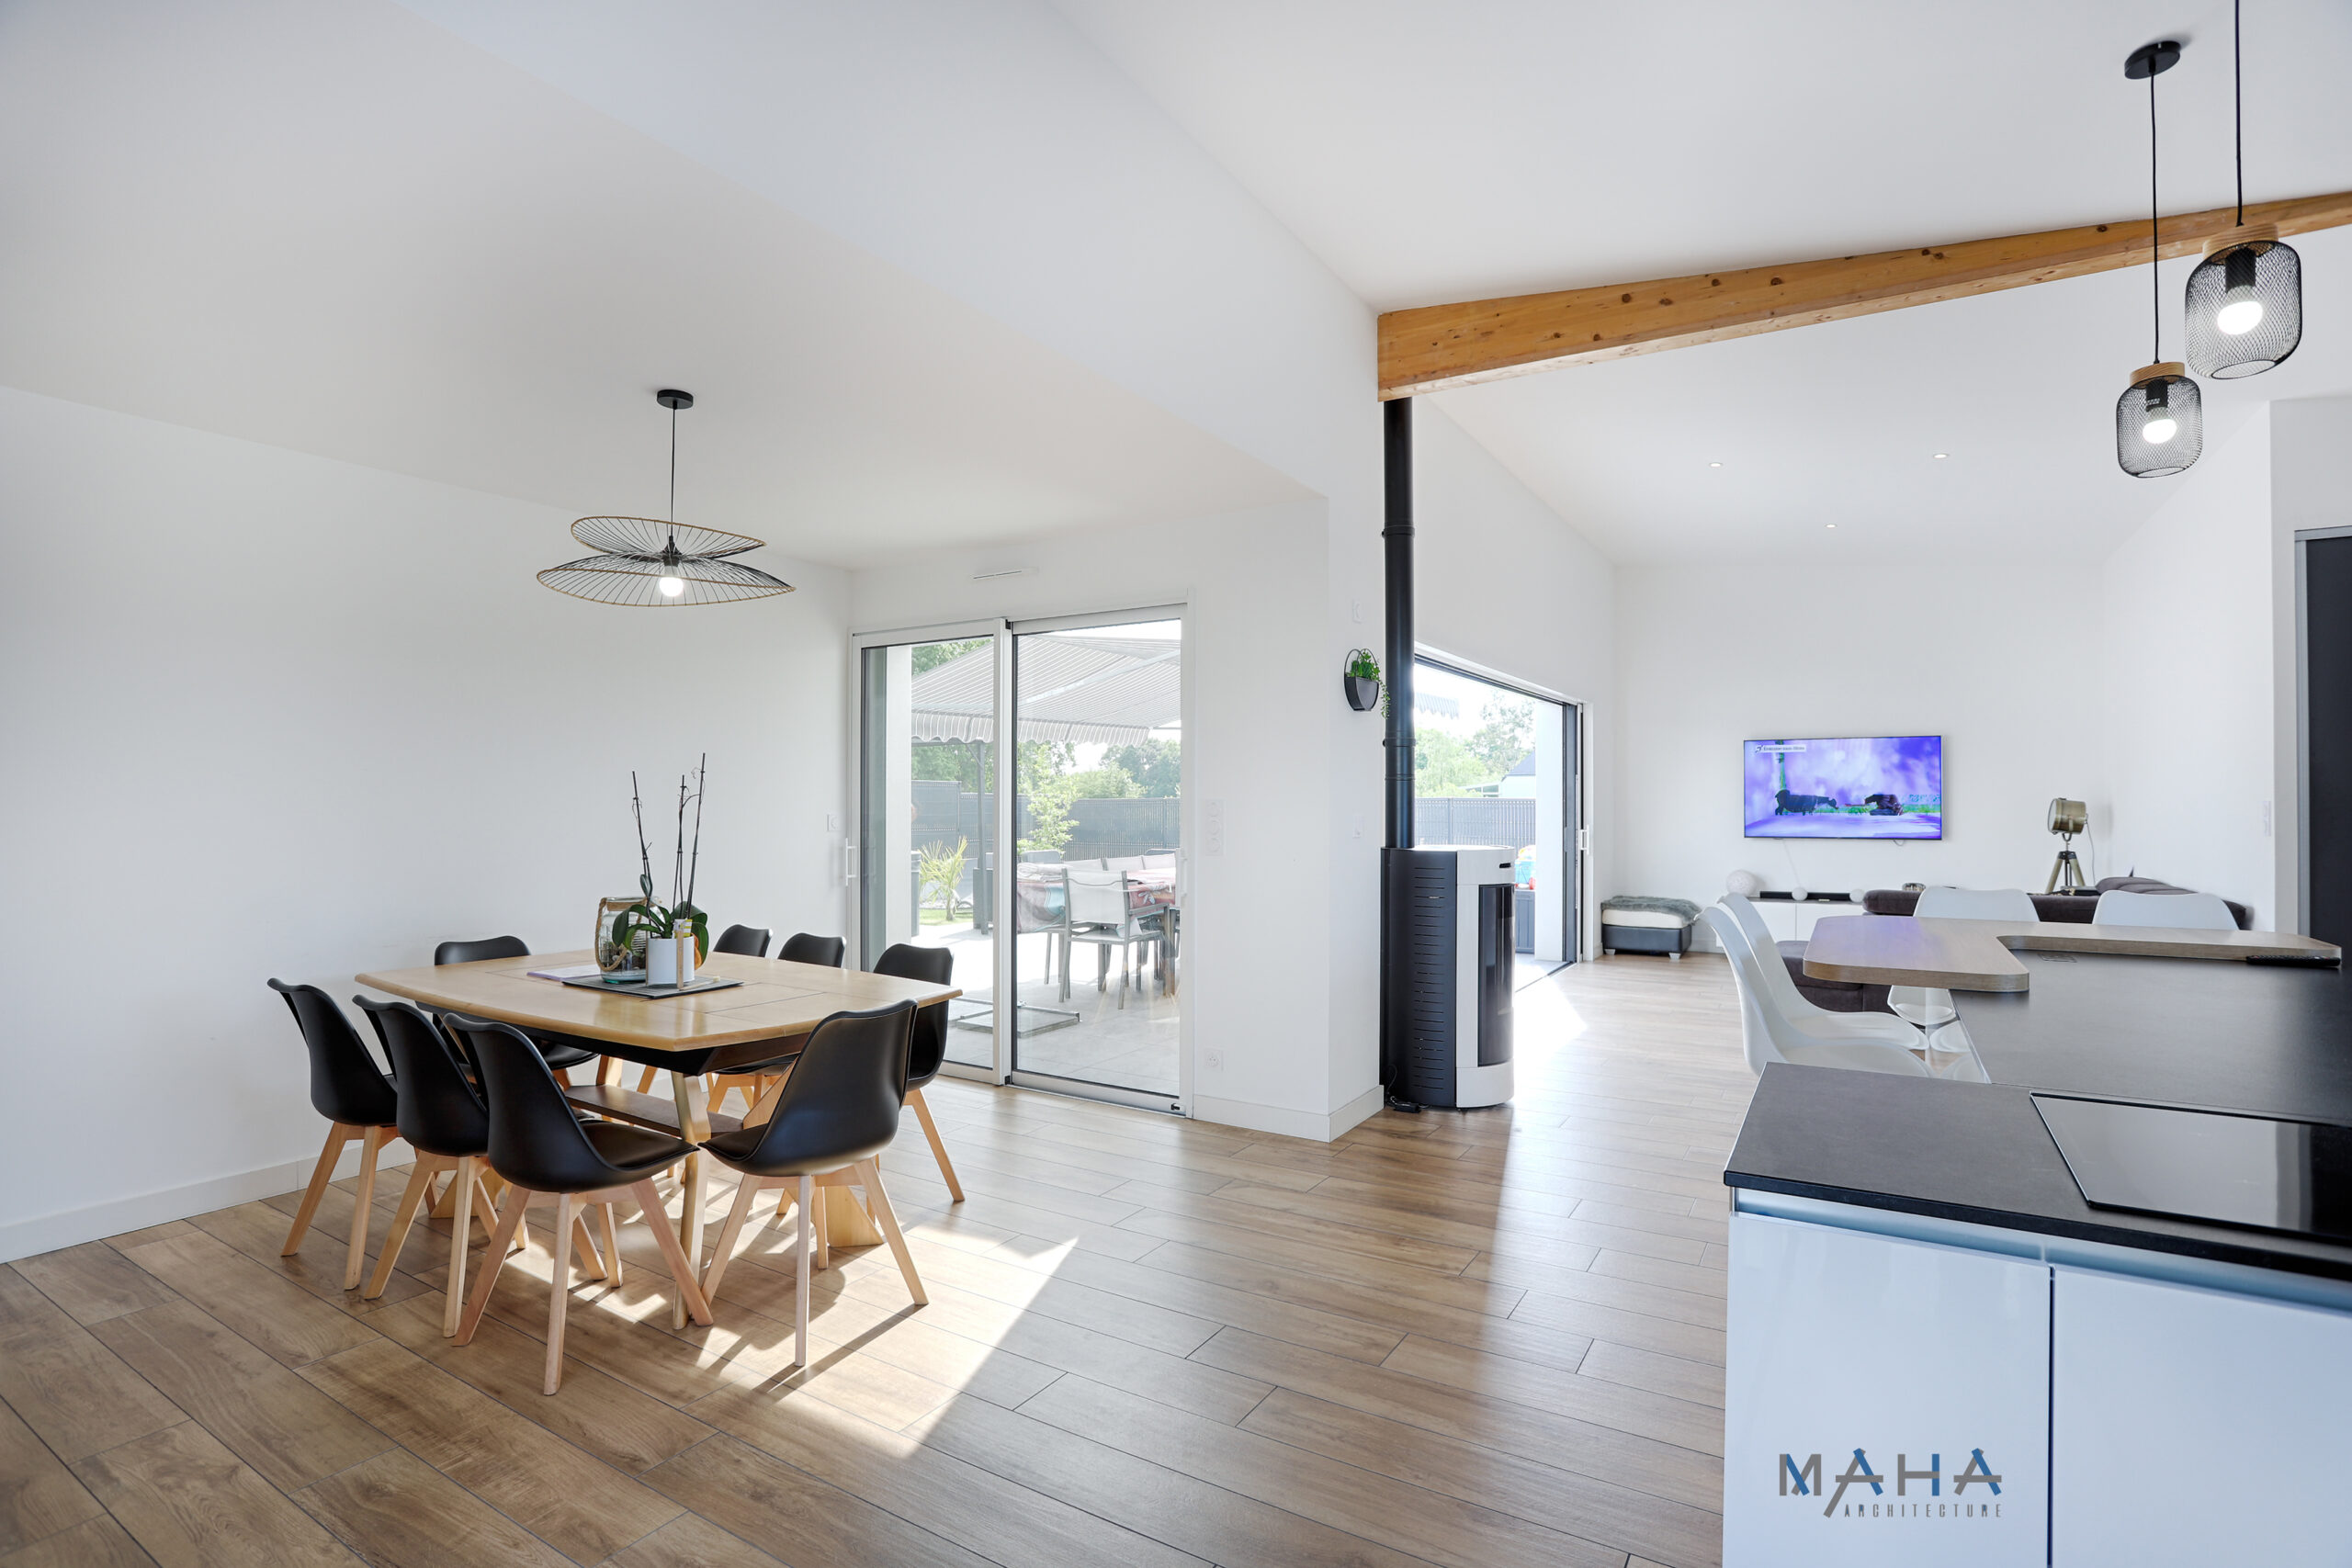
[{"left": 2033, "top": 1094, "right": 2352, "bottom": 1243}]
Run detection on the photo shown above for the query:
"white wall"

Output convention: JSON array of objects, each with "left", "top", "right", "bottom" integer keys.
[
  {"left": 1615, "top": 558, "right": 2102, "bottom": 941},
  {"left": 0, "top": 387, "right": 849, "bottom": 1258},
  {"left": 1414, "top": 403, "right": 1617, "bottom": 946},
  {"left": 2100, "top": 408, "right": 2280, "bottom": 927}
]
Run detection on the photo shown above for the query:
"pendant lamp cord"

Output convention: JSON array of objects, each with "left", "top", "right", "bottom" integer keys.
[
  {"left": 2148, "top": 62, "right": 2161, "bottom": 362},
  {"left": 2233, "top": 0, "right": 2245, "bottom": 226},
  {"left": 666, "top": 400, "right": 678, "bottom": 546}
]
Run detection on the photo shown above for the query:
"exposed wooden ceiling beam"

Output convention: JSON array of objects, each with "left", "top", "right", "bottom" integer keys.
[{"left": 1377, "top": 189, "right": 2352, "bottom": 400}]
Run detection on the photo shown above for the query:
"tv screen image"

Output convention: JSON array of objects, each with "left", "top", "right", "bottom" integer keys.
[{"left": 1744, "top": 736, "right": 1943, "bottom": 840}]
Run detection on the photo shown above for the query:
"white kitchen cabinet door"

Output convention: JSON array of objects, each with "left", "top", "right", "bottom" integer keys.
[
  {"left": 2052, "top": 1265, "right": 2352, "bottom": 1564},
  {"left": 1724, "top": 1212, "right": 2050, "bottom": 1567}
]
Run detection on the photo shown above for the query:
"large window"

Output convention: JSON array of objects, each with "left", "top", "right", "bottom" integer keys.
[{"left": 1413, "top": 657, "right": 1581, "bottom": 970}]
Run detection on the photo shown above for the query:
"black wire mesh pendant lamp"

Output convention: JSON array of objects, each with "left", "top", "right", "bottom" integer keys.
[
  {"left": 537, "top": 389, "right": 795, "bottom": 606},
  {"left": 2117, "top": 42, "right": 2202, "bottom": 479},
  {"left": 2184, "top": 0, "right": 2301, "bottom": 378}
]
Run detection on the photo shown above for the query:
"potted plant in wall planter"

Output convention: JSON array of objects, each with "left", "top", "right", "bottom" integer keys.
[{"left": 1344, "top": 649, "right": 1382, "bottom": 712}]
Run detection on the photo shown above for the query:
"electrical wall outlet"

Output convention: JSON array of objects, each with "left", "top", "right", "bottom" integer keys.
[{"left": 1203, "top": 1047, "right": 1223, "bottom": 1073}]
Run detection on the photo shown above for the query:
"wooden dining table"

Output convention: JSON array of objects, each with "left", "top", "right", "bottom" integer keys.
[
  {"left": 1802, "top": 913, "right": 2341, "bottom": 992},
  {"left": 356, "top": 948, "right": 960, "bottom": 1324}
]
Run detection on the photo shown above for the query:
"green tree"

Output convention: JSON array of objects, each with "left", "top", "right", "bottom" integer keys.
[
  {"left": 912, "top": 637, "right": 988, "bottom": 675},
  {"left": 1060, "top": 764, "right": 1136, "bottom": 799},
  {"left": 1105, "top": 739, "right": 1181, "bottom": 796},
  {"left": 1469, "top": 697, "right": 1535, "bottom": 777},
  {"left": 1414, "top": 730, "right": 1492, "bottom": 796}
]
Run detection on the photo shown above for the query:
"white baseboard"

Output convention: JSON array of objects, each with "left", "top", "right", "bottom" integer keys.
[
  {"left": 1193, "top": 1083, "right": 1385, "bottom": 1144},
  {"left": 0, "top": 1137, "right": 412, "bottom": 1265}
]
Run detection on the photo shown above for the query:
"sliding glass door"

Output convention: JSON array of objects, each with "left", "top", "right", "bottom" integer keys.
[
  {"left": 1007, "top": 612, "right": 1184, "bottom": 1109},
  {"left": 1412, "top": 657, "right": 1582, "bottom": 974},
  {"left": 856, "top": 607, "right": 1187, "bottom": 1107},
  {"left": 858, "top": 629, "right": 1002, "bottom": 1071}
]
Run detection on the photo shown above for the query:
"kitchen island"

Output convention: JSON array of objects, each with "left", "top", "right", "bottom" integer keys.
[{"left": 1721, "top": 952, "right": 2352, "bottom": 1566}]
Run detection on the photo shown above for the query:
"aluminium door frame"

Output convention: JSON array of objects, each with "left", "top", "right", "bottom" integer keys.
[
  {"left": 2294, "top": 527, "right": 2352, "bottom": 937},
  {"left": 1006, "top": 603, "right": 1191, "bottom": 1115},
  {"left": 848, "top": 616, "right": 1012, "bottom": 1084},
  {"left": 1410, "top": 647, "right": 1592, "bottom": 963}
]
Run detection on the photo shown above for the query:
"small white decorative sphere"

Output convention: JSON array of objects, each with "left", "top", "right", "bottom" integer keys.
[
  {"left": 1725, "top": 869, "right": 1764, "bottom": 899},
  {"left": 1851, "top": 887, "right": 1870, "bottom": 907},
  {"left": 1789, "top": 886, "right": 1810, "bottom": 903}
]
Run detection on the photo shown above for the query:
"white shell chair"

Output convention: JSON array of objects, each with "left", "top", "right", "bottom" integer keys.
[
  {"left": 1702, "top": 904, "right": 1930, "bottom": 1077},
  {"left": 2090, "top": 889, "right": 2238, "bottom": 930},
  {"left": 1891, "top": 886, "right": 2041, "bottom": 1033},
  {"left": 1717, "top": 895, "right": 1942, "bottom": 1043}
]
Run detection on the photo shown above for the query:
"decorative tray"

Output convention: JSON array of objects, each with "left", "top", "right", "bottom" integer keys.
[{"left": 560, "top": 974, "right": 743, "bottom": 1000}]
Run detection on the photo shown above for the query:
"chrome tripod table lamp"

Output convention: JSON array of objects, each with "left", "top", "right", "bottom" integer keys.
[{"left": 2046, "top": 798, "right": 2089, "bottom": 894}]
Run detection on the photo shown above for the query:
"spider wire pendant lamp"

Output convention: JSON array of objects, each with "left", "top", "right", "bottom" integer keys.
[
  {"left": 2116, "top": 41, "right": 2201, "bottom": 479},
  {"left": 2184, "top": 0, "right": 2301, "bottom": 378},
  {"left": 537, "top": 389, "right": 795, "bottom": 606}
]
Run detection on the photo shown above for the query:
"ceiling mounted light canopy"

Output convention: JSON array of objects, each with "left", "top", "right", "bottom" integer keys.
[
  {"left": 537, "top": 389, "right": 794, "bottom": 606},
  {"left": 2117, "top": 42, "right": 2201, "bottom": 479},
  {"left": 2185, "top": 0, "right": 2301, "bottom": 378}
]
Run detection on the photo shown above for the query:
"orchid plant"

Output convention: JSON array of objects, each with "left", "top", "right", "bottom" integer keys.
[{"left": 610, "top": 757, "right": 711, "bottom": 963}]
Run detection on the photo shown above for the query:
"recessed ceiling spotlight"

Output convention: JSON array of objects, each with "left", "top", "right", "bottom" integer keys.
[
  {"left": 1826, "top": 524, "right": 1838, "bottom": 529},
  {"left": 1933, "top": 452, "right": 1950, "bottom": 459},
  {"left": 1708, "top": 461, "right": 1723, "bottom": 468}
]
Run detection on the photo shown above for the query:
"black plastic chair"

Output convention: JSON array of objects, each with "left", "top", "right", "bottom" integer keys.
[
  {"left": 705, "top": 932, "right": 849, "bottom": 1114},
  {"left": 443, "top": 1014, "right": 712, "bottom": 1393},
  {"left": 269, "top": 979, "right": 400, "bottom": 1290},
  {"left": 434, "top": 935, "right": 601, "bottom": 1078},
  {"left": 352, "top": 997, "right": 540, "bottom": 1333},
  {"left": 713, "top": 924, "right": 770, "bottom": 958},
  {"left": 874, "top": 942, "right": 963, "bottom": 1202},
  {"left": 699, "top": 1002, "right": 927, "bottom": 1366},
  {"left": 777, "top": 932, "right": 846, "bottom": 967}
]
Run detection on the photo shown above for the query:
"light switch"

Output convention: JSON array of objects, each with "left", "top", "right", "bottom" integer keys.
[{"left": 1204, "top": 799, "right": 1225, "bottom": 856}]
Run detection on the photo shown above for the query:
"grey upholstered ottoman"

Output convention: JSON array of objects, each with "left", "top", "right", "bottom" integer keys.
[{"left": 1600, "top": 896, "right": 1701, "bottom": 959}]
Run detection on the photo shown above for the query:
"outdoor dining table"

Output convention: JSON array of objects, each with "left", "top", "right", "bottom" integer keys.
[{"left": 356, "top": 948, "right": 959, "bottom": 1325}]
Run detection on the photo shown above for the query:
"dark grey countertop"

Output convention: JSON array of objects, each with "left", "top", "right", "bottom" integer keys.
[{"left": 1724, "top": 953, "right": 2352, "bottom": 1281}]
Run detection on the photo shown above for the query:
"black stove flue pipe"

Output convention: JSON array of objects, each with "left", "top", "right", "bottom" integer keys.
[{"left": 1378, "top": 396, "right": 1420, "bottom": 1111}]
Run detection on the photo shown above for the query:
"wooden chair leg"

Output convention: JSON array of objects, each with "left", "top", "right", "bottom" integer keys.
[
  {"left": 428, "top": 1168, "right": 458, "bottom": 1221},
  {"left": 544, "top": 1194, "right": 573, "bottom": 1394},
  {"left": 861, "top": 1159, "right": 927, "bottom": 1305},
  {"left": 442, "top": 1156, "right": 474, "bottom": 1338},
  {"left": 280, "top": 1122, "right": 352, "bottom": 1256},
  {"left": 908, "top": 1088, "right": 964, "bottom": 1201},
  {"left": 571, "top": 1211, "right": 607, "bottom": 1281},
  {"left": 634, "top": 1065, "right": 661, "bottom": 1094},
  {"left": 701, "top": 1175, "right": 763, "bottom": 1302},
  {"left": 473, "top": 1172, "right": 525, "bottom": 1250},
  {"left": 601, "top": 1201, "right": 624, "bottom": 1289},
  {"left": 794, "top": 1174, "right": 814, "bottom": 1368},
  {"left": 814, "top": 1182, "right": 830, "bottom": 1273},
  {"left": 454, "top": 1183, "right": 531, "bottom": 1346},
  {"left": 630, "top": 1180, "right": 713, "bottom": 1326},
  {"left": 364, "top": 1158, "right": 437, "bottom": 1300},
  {"left": 343, "top": 1125, "right": 387, "bottom": 1291}
]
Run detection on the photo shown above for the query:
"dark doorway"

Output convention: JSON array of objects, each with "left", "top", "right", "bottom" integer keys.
[{"left": 2303, "top": 533, "right": 2352, "bottom": 944}]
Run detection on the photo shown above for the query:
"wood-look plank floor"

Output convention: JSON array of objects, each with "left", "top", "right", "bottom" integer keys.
[{"left": 0, "top": 954, "right": 1753, "bottom": 1568}]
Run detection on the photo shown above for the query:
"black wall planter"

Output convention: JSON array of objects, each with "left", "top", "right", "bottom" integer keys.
[{"left": 1345, "top": 674, "right": 1382, "bottom": 712}]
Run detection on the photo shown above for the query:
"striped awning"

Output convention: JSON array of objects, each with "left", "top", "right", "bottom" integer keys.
[{"left": 910, "top": 635, "right": 1181, "bottom": 744}]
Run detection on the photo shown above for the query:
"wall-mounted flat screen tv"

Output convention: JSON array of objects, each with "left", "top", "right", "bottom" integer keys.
[{"left": 1744, "top": 736, "right": 1943, "bottom": 840}]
